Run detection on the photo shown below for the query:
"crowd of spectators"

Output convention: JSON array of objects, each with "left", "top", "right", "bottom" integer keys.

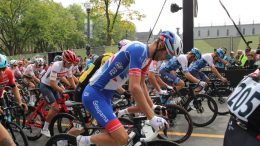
[{"left": 215, "top": 44, "right": 260, "bottom": 70}]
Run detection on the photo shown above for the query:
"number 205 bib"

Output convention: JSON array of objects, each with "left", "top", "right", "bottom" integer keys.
[{"left": 227, "top": 76, "right": 260, "bottom": 122}]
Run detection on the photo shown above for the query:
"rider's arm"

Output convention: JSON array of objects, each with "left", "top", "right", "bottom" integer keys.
[
  {"left": 210, "top": 66, "right": 225, "bottom": 81},
  {"left": 60, "top": 76, "right": 70, "bottom": 86},
  {"left": 0, "top": 124, "right": 15, "bottom": 146},
  {"left": 67, "top": 77, "right": 76, "bottom": 89},
  {"left": 184, "top": 72, "right": 200, "bottom": 83},
  {"left": 148, "top": 71, "right": 161, "bottom": 92},
  {"left": 32, "top": 75, "right": 40, "bottom": 83},
  {"left": 129, "top": 75, "right": 154, "bottom": 120},
  {"left": 13, "top": 85, "right": 23, "bottom": 105}
]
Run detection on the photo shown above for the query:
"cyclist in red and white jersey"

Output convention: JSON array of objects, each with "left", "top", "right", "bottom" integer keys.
[
  {"left": 17, "top": 60, "right": 25, "bottom": 74},
  {"left": 40, "top": 50, "right": 76, "bottom": 137}
]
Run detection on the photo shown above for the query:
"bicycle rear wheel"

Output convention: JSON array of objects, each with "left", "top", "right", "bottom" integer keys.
[{"left": 157, "top": 104, "right": 193, "bottom": 143}]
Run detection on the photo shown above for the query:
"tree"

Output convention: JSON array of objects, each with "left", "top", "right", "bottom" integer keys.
[{"left": 90, "top": 0, "right": 144, "bottom": 45}]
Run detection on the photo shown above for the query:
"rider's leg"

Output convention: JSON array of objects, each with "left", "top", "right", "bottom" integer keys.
[{"left": 0, "top": 124, "right": 16, "bottom": 146}]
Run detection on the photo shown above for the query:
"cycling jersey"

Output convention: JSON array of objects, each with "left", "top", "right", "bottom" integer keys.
[
  {"left": 0, "top": 68, "right": 16, "bottom": 97},
  {"left": 10, "top": 67, "right": 22, "bottom": 79},
  {"left": 89, "top": 42, "right": 151, "bottom": 90},
  {"left": 23, "top": 64, "right": 43, "bottom": 78},
  {"left": 148, "top": 61, "right": 162, "bottom": 75},
  {"left": 161, "top": 54, "right": 189, "bottom": 72},
  {"left": 74, "top": 53, "right": 113, "bottom": 102},
  {"left": 82, "top": 41, "right": 151, "bottom": 133},
  {"left": 41, "top": 61, "right": 73, "bottom": 86},
  {"left": 188, "top": 53, "right": 214, "bottom": 81}
]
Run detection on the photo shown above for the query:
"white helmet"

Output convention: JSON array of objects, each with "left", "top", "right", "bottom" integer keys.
[
  {"left": 10, "top": 60, "right": 18, "bottom": 66},
  {"left": 159, "top": 31, "right": 183, "bottom": 56},
  {"left": 35, "top": 58, "right": 44, "bottom": 65}
]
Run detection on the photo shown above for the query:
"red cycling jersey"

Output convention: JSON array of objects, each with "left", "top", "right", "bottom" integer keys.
[{"left": 0, "top": 68, "right": 16, "bottom": 97}]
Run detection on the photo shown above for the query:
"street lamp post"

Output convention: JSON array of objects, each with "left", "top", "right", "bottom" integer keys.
[{"left": 84, "top": 2, "right": 91, "bottom": 43}]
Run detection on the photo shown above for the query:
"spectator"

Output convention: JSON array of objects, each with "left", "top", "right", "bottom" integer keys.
[
  {"left": 239, "top": 47, "right": 251, "bottom": 68},
  {"left": 235, "top": 50, "right": 243, "bottom": 65},
  {"left": 244, "top": 51, "right": 256, "bottom": 69},
  {"left": 226, "top": 51, "right": 236, "bottom": 67},
  {"left": 254, "top": 49, "right": 260, "bottom": 68}
]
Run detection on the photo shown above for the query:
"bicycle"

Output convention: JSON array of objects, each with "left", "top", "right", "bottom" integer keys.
[
  {"left": 22, "top": 90, "right": 75, "bottom": 140},
  {"left": 156, "top": 82, "right": 218, "bottom": 127},
  {"left": 0, "top": 105, "right": 29, "bottom": 146},
  {"left": 46, "top": 112, "right": 180, "bottom": 146}
]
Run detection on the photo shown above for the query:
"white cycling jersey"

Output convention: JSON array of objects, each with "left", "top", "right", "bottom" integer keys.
[
  {"left": 41, "top": 61, "right": 73, "bottom": 86},
  {"left": 23, "top": 64, "right": 43, "bottom": 78},
  {"left": 202, "top": 53, "right": 215, "bottom": 67}
]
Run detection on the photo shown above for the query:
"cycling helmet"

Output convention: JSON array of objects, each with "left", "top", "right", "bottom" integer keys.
[
  {"left": 34, "top": 58, "right": 44, "bottom": 65},
  {"left": 191, "top": 48, "right": 202, "bottom": 60},
  {"left": 216, "top": 48, "right": 224, "bottom": 59},
  {"left": 54, "top": 55, "right": 62, "bottom": 62},
  {"left": 62, "top": 50, "right": 76, "bottom": 63},
  {"left": 118, "top": 39, "right": 131, "bottom": 50},
  {"left": 75, "top": 57, "right": 80, "bottom": 63},
  {"left": 159, "top": 31, "right": 183, "bottom": 56},
  {"left": 0, "top": 54, "right": 8, "bottom": 68},
  {"left": 10, "top": 60, "right": 18, "bottom": 65}
]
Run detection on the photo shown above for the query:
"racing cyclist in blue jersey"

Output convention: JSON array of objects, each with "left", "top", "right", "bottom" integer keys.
[
  {"left": 76, "top": 31, "right": 183, "bottom": 146},
  {"left": 188, "top": 48, "right": 228, "bottom": 93},
  {"left": 158, "top": 48, "right": 205, "bottom": 102}
]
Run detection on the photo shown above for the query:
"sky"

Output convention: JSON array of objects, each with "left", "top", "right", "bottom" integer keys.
[{"left": 54, "top": 0, "right": 260, "bottom": 34}]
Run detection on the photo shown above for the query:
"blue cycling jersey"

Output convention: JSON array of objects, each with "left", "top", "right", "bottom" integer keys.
[{"left": 89, "top": 41, "right": 151, "bottom": 90}]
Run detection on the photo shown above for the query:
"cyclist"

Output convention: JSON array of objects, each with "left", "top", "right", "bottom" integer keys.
[
  {"left": 73, "top": 52, "right": 114, "bottom": 102},
  {"left": 23, "top": 58, "right": 44, "bottom": 89},
  {"left": 40, "top": 50, "right": 77, "bottom": 137},
  {"left": 159, "top": 48, "right": 205, "bottom": 96},
  {"left": 224, "top": 66, "right": 260, "bottom": 145},
  {"left": 9, "top": 60, "right": 23, "bottom": 79},
  {"left": 0, "top": 54, "right": 28, "bottom": 146},
  {"left": 78, "top": 31, "right": 181, "bottom": 146},
  {"left": 188, "top": 48, "right": 227, "bottom": 91},
  {"left": 17, "top": 60, "right": 25, "bottom": 74}
]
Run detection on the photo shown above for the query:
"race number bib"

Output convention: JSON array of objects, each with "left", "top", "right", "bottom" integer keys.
[{"left": 227, "top": 76, "right": 260, "bottom": 122}]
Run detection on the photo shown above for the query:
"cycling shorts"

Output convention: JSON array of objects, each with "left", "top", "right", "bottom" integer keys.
[
  {"left": 39, "top": 83, "right": 59, "bottom": 104},
  {"left": 159, "top": 69, "right": 181, "bottom": 85},
  {"left": 189, "top": 69, "right": 208, "bottom": 81},
  {"left": 82, "top": 85, "right": 122, "bottom": 133}
]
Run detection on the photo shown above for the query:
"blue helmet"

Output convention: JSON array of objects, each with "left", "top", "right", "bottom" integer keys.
[
  {"left": 159, "top": 31, "right": 183, "bottom": 56},
  {"left": 216, "top": 48, "right": 224, "bottom": 59},
  {"left": 0, "top": 54, "right": 8, "bottom": 68},
  {"left": 191, "top": 48, "right": 202, "bottom": 60}
]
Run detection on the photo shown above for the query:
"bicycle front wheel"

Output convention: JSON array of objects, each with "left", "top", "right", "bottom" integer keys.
[
  {"left": 45, "top": 133, "right": 77, "bottom": 146},
  {"left": 212, "top": 88, "right": 232, "bottom": 115},
  {"left": 185, "top": 94, "right": 218, "bottom": 127},
  {"left": 7, "top": 122, "right": 29, "bottom": 146}
]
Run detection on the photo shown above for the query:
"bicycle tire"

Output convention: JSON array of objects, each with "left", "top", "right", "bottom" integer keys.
[
  {"left": 212, "top": 88, "right": 232, "bottom": 115},
  {"left": 145, "top": 139, "right": 180, "bottom": 146},
  {"left": 7, "top": 122, "right": 29, "bottom": 146},
  {"left": 157, "top": 104, "right": 193, "bottom": 143},
  {"left": 49, "top": 113, "right": 76, "bottom": 136},
  {"left": 22, "top": 106, "right": 45, "bottom": 141},
  {"left": 45, "top": 133, "right": 77, "bottom": 146},
  {"left": 185, "top": 94, "right": 218, "bottom": 127}
]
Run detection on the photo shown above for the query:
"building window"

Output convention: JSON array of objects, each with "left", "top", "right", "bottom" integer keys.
[
  {"left": 198, "top": 30, "right": 200, "bottom": 37},
  {"left": 227, "top": 29, "right": 229, "bottom": 36},
  {"left": 243, "top": 28, "right": 245, "bottom": 35},
  {"left": 252, "top": 28, "right": 255, "bottom": 35},
  {"left": 207, "top": 30, "right": 210, "bottom": 37},
  {"left": 217, "top": 29, "right": 219, "bottom": 36}
]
